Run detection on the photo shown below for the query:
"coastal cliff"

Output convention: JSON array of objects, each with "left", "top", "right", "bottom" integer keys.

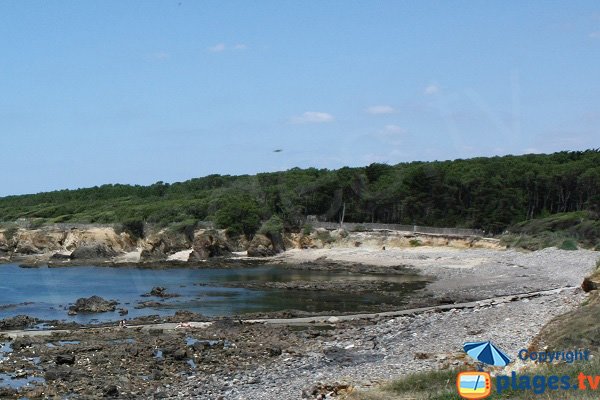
[{"left": 0, "top": 224, "right": 502, "bottom": 266}]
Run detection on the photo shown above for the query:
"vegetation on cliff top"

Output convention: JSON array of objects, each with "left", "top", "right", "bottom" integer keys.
[{"left": 0, "top": 150, "right": 598, "bottom": 239}]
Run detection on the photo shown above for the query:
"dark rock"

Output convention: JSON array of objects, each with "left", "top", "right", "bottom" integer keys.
[
  {"left": 44, "top": 366, "right": 72, "bottom": 381},
  {"left": 582, "top": 276, "right": 599, "bottom": 292},
  {"left": 267, "top": 346, "right": 282, "bottom": 357},
  {"left": 0, "top": 315, "right": 38, "bottom": 330},
  {"left": 104, "top": 385, "right": 119, "bottom": 398},
  {"left": 50, "top": 252, "right": 71, "bottom": 260},
  {"left": 143, "top": 287, "right": 180, "bottom": 298},
  {"left": 70, "top": 244, "right": 118, "bottom": 260},
  {"left": 69, "top": 295, "right": 118, "bottom": 313},
  {"left": 56, "top": 354, "right": 75, "bottom": 365},
  {"left": 135, "top": 301, "right": 163, "bottom": 309},
  {"left": 173, "top": 349, "right": 187, "bottom": 360}
]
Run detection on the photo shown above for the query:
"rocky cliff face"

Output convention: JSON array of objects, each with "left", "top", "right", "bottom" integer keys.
[{"left": 0, "top": 224, "right": 502, "bottom": 266}]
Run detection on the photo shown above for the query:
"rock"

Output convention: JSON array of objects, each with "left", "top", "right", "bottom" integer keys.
[
  {"left": 0, "top": 315, "right": 38, "bottom": 330},
  {"left": 50, "top": 252, "right": 71, "bottom": 260},
  {"left": 173, "top": 349, "right": 187, "bottom": 361},
  {"left": 118, "top": 308, "right": 129, "bottom": 316},
  {"left": 135, "top": 301, "right": 163, "bottom": 309},
  {"left": 141, "top": 230, "right": 192, "bottom": 262},
  {"left": 70, "top": 244, "right": 118, "bottom": 260},
  {"left": 56, "top": 354, "right": 76, "bottom": 365},
  {"left": 582, "top": 276, "right": 599, "bottom": 292},
  {"left": 247, "top": 234, "right": 282, "bottom": 257},
  {"left": 69, "top": 295, "right": 118, "bottom": 313},
  {"left": 327, "top": 316, "right": 340, "bottom": 323},
  {"left": 190, "top": 230, "right": 232, "bottom": 260},
  {"left": 104, "top": 385, "right": 119, "bottom": 398},
  {"left": 143, "top": 287, "right": 180, "bottom": 298},
  {"left": 44, "top": 366, "right": 72, "bottom": 381}
]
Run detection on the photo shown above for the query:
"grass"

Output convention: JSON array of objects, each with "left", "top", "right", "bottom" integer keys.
[
  {"left": 348, "top": 358, "right": 600, "bottom": 400},
  {"left": 501, "top": 211, "right": 600, "bottom": 250}
]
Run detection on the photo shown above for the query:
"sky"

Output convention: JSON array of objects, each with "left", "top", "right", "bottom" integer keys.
[{"left": 0, "top": 1, "right": 599, "bottom": 196}]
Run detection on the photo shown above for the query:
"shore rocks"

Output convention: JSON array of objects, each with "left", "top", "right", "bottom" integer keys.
[
  {"left": 69, "top": 296, "right": 118, "bottom": 313},
  {"left": 0, "top": 315, "right": 38, "bottom": 330},
  {"left": 56, "top": 354, "right": 75, "bottom": 365},
  {"left": 70, "top": 244, "right": 118, "bottom": 260},
  {"left": 143, "top": 286, "right": 180, "bottom": 298}
]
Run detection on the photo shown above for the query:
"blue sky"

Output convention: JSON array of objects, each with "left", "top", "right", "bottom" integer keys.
[{"left": 1, "top": 1, "right": 599, "bottom": 196}]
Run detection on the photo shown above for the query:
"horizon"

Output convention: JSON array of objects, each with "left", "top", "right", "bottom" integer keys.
[{"left": 1, "top": 1, "right": 599, "bottom": 196}]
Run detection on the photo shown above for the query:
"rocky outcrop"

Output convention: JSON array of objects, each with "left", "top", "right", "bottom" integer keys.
[
  {"left": 0, "top": 315, "right": 38, "bottom": 330},
  {"left": 140, "top": 230, "right": 191, "bottom": 262},
  {"left": 247, "top": 233, "right": 285, "bottom": 257},
  {"left": 70, "top": 244, "right": 118, "bottom": 260},
  {"left": 143, "top": 286, "right": 180, "bottom": 298},
  {"left": 69, "top": 296, "right": 118, "bottom": 314},
  {"left": 189, "top": 230, "right": 232, "bottom": 260}
]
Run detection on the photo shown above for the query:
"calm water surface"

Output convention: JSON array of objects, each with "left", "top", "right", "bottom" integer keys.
[{"left": 0, "top": 264, "right": 425, "bottom": 324}]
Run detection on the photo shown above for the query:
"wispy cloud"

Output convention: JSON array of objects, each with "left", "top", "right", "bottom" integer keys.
[
  {"left": 424, "top": 83, "right": 440, "bottom": 95},
  {"left": 382, "top": 124, "right": 405, "bottom": 134},
  {"left": 290, "top": 111, "right": 335, "bottom": 124},
  {"left": 208, "top": 43, "right": 226, "bottom": 52},
  {"left": 366, "top": 105, "right": 395, "bottom": 115},
  {"left": 208, "top": 43, "right": 249, "bottom": 52}
]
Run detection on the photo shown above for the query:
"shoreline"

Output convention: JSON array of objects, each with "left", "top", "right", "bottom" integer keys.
[{"left": 0, "top": 246, "right": 598, "bottom": 399}]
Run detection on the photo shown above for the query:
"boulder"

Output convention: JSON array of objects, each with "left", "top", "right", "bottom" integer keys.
[
  {"left": 140, "top": 230, "right": 191, "bottom": 262},
  {"left": 69, "top": 296, "right": 118, "bottom": 313},
  {"left": 247, "top": 233, "right": 285, "bottom": 257},
  {"left": 70, "top": 244, "right": 118, "bottom": 260},
  {"left": 143, "top": 286, "right": 180, "bottom": 298},
  {"left": 56, "top": 354, "right": 75, "bottom": 365},
  {"left": 190, "top": 230, "right": 232, "bottom": 260}
]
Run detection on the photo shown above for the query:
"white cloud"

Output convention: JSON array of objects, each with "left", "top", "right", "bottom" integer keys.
[
  {"left": 382, "top": 124, "right": 406, "bottom": 134},
  {"left": 233, "top": 43, "right": 248, "bottom": 50},
  {"left": 290, "top": 111, "right": 335, "bottom": 124},
  {"left": 366, "top": 105, "right": 395, "bottom": 115},
  {"left": 208, "top": 43, "right": 226, "bottom": 52},
  {"left": 424, "top": 83, "right": 440, "bottom": 95},
  {"left": 589, "top": 31, "right": 600, "bottom": 39}
]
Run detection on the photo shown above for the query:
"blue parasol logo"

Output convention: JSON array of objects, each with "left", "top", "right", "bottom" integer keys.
[{"left": 463, "top": 341, "right": 512, "bottom": 367}]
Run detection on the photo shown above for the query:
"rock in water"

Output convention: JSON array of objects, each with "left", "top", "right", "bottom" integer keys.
[{"left": 69, "top": 295, "right": 118, "bottom": 313}]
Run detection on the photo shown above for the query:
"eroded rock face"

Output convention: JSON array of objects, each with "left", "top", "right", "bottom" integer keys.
[
  {"left": 140, "top": 230, "right": 191, "bottom": 262},
  {"left": 247, "top": 233, "right": 285, "bottom": 257},
  {"left": 189, "top": 230, "right": 232, "bottom": 260},
  {"left": 69, "top": 296, "right": 118, "bottom": 313}
]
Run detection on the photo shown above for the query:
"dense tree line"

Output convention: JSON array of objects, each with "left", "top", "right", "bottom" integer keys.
[{"left": 0, "top": 150, "right": 598, "bottom": 235}]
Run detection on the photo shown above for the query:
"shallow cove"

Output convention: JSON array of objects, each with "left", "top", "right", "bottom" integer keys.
[{"left": 0, "top": 264, "right": 426, "bottom": 324}]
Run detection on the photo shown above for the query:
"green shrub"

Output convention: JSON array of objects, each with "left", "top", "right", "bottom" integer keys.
[
  {"left": 259, "top": 215, "right": 284, "bottom": 236},
  {"left": 352, "top": 224, "right": 367, "bottom": 232},
  {"left": 559, "top": 238, "right": 578, "bottom": 250},
  {"left": 119, "top": 219, "right": 145, "bottom": 240},
  {"left": 316, "top": 230, "right": 335, "bottom": 244},
  {"left": 302, "top": 223, "right": 313, "bottom": 235},
  {"left": 2, "top": 225, "right": 19, "bottom": 241},
  {"left": 409, "top": 239, "right": 422, "bottom": 247}
]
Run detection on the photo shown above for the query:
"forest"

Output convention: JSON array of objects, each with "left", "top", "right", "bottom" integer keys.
[{"left": 0, "top": 150, "right": 598, "bottom": 237}]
